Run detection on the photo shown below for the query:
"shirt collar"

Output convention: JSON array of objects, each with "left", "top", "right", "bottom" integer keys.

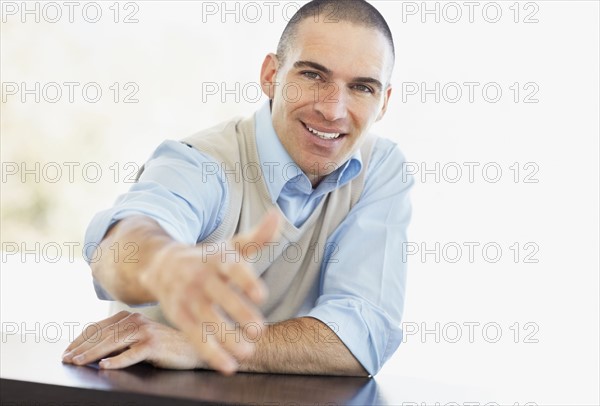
[{"left": 255, "top": 100, "right": 363, "bottom": 203}]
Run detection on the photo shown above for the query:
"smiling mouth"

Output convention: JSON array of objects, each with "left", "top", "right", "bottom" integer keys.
[{"left": 302, "top": 122, "right": 346, "bottom": 140}]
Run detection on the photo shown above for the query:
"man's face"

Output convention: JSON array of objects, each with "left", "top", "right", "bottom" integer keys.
[{"left": 260, "top": 19, "right": 393, "bottom": 185}]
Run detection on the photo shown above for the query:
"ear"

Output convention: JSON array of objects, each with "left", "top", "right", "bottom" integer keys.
[
  {"left": 260, "top": 53, "right": 279, "bottom": 99},
  {"left": 375, "top": 86, "right": 392, "bottom": 122}
]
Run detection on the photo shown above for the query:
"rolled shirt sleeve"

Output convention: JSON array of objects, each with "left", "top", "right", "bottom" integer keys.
[
  {"left": 83, "top": 140, "right": 227, "bottom": 300},
  {"left": 305, "top": 139, "right": 414, "bottom": 375}
]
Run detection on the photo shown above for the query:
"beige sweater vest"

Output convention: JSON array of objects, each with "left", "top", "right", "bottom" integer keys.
[{"left": 111, "top": 114, "right": 376, "bottom": 325}]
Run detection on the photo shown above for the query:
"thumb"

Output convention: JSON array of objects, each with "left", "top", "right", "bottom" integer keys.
[{"left": 232, "top": 209, "right": 281, "bottom": 258}]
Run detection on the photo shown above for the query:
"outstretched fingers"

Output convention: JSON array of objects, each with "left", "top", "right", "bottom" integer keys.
[{"left": 231, "top": 209, "right": 281, "bottom": 259}]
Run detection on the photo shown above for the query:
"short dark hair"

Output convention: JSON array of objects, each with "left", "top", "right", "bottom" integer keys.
[{"left": 276, "top": 0, "right": 395, "bottom": 70}]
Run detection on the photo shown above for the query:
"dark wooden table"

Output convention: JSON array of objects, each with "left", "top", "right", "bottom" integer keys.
[{"left": 1, "top": 334, "right": 386, "bottom": 405}]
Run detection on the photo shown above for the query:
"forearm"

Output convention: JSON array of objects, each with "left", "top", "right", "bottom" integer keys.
[
  {"left": 238, "top": 317, "right": 368, "bottom": 376},
  {"left": 91, "top": 215, "right": 178, "bottom": 304}
]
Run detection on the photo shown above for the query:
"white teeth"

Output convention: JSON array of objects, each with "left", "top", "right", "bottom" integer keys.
[{"left": 306, "top": 125, "right": 341, "bottom": 140}]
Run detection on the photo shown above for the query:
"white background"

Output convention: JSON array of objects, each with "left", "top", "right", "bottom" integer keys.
[{"left": 1, "top": 1, "right": 599, "bottom": 404}]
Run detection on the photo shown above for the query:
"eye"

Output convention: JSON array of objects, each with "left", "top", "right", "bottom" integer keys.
[
  {"left": 301, "top": 71, "right": 322, "bottom": 80},
  {"left": 352, "top": 84, "right": 374, "bottom": 94}
]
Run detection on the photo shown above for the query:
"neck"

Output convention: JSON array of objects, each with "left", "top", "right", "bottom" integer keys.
[{"left": 308, "top": 173, "right": 323, "bottom": 189}]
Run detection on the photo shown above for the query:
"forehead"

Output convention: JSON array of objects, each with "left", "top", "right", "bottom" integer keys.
[{"left": 288, "top": 19, "right": 393, "bottom": 82}]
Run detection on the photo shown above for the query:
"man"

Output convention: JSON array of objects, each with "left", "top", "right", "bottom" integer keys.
[{"left": 63, "top": 0, "right": 413, "bottom": 377}]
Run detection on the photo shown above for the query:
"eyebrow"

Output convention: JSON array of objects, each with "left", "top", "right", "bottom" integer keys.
[
  {"left": 294, "top": 60, "right": 332, "bottom": 75},
  {"left": 293, "top": 60, "right": 383, "bottom": 92}
]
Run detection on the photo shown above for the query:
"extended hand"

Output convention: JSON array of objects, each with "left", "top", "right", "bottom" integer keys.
[{"left": 88, "top": 210, "right": 280, "bottom": 374}]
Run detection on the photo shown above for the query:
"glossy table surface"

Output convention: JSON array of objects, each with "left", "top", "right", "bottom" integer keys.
[
  {"left": 0, "top": 334, "right": 385, "bottom": 405},
  {"left": 1, "top": 332, "right": 489, "bottom": 405}
]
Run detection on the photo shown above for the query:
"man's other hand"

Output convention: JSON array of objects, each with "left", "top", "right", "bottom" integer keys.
[{"left": 62, "top": 311, "right": 202, "bottom": 370}]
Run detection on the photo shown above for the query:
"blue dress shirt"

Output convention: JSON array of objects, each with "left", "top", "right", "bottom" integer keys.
[{"left": 84, "top": 101, "right": 414, "bottom": 375}]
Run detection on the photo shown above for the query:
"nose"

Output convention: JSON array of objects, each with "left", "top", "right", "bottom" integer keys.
[{"left": 313, "top": 82, "right": 348, "bottom": 122}]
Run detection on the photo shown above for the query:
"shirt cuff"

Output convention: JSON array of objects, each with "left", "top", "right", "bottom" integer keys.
[
  {"left": 305, "top": 297, "right": 403, "bottom": 375},
  {"left": 83, "top": 207, "right": 187, "bottom": 302}
]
